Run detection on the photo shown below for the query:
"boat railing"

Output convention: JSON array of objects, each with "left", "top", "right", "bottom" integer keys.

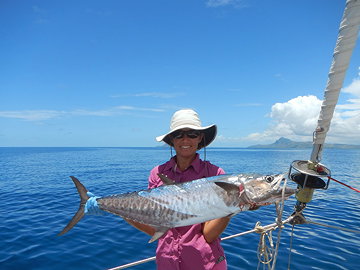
[
  {"left": 108, "top": 212, "right": 360, "bottom": 270},
  {"left": 108, "top": 215, "right": 295, "bottom": 270}
]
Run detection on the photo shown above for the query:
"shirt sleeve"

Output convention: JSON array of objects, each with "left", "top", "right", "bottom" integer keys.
[
  {"left": 217, "top": 167, "right": 225, "bottom": 176},
  {"left": 148, "top": 165, "right": 161, "bottom": 189},
  {"left": 206, "top": 161, "right": 225, "bottom": 177}
]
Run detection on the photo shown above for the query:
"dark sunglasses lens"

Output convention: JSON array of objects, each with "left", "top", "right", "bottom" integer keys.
[
  {"left": 173, "top": 131, "right": 183, "bottom": 139},
  {"left": 172, "top": 130, "right": 200, "bottom": 139},
  {"left": 186, "top": 131, "right": 200, "bottom": 138}
]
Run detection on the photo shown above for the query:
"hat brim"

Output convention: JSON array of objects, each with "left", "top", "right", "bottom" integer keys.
[{"left": 156, "top": 124, "right": 217, "bottom": 149}]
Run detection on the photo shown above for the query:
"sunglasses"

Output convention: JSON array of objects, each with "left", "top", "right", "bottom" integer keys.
[{"left": 171, "top": 130, "right": 201, "bottom": 139}]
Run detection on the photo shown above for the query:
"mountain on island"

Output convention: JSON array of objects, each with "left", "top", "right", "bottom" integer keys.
[{"left": 247, "top": 137, "right": 360, "bottom": 149}]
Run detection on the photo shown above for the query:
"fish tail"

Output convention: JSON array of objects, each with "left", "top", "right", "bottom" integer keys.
[{"left": 58, "top": 176, "right": 90, "bottom": 236}]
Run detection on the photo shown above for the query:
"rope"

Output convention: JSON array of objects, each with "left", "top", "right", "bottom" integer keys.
[
  {"left": 253, "top": 176, "right": 289, "bottom": 270},
  {"left": 255, "top": 222, "right": 274, "bottom": 266},
  {"left": 328, "top": 176, "right": 360, "bottom": 193},
  {"left": 269, "top": 176, "right": 288, "bottom": 270}
]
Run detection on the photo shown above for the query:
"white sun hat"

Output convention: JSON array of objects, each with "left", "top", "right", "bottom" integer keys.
[{"left": 156, "top": 109, "right": 217, "bottom": 149}]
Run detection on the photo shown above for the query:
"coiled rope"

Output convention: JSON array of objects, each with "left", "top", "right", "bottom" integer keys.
[{"left": 255, "top": 221, "right": 274, "bottom": 269}]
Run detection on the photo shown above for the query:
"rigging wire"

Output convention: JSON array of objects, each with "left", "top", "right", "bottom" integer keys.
[
  {"left": 286, "top": 225, "right": 296, "bottom": 270},
  {"left": 305, "top": 219, "right": 360, "bottom": 234}
]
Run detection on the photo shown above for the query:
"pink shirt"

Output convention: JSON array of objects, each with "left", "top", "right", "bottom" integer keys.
[{"left": 148, "top": 154, "right": 227, "bottom": 270}]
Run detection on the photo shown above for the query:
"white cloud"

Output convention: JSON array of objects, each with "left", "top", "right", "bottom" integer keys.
[
  {"left": 342, "top": 77, "right": 360, "bottom": 96},
  {"left": 0, "top": 110, "right": 65, "bottom": 121},
  {"left": 114, "top": 106, "right": 165, "bottom": 112},
  {"left": 32, "top": 6, "right": 46, "bottom": 14},
  {"left": 133, "top": 92, "right": 184, "bottom": 98},
  {"left": 206, "top": 0, "right": 246, "bottom": 8},
  {"left": 269, "top": 95, "right": 322, "bottom": 135},
  {"left": 327, "top": 77, "right": 360, "bottom": 143},
  {"left": 71, "top": 109, "right": 115, "bottom": 117},
  {"left": 234, "top": 103, "right": 262, "bottom": 107},
  {"left": 243, "top": 76, "right": 360, "bottom": 145},
  {"left": 32, "top": 5, "right": 49, "bottom": 24},
  {"left": 0, "top": 106, "right": 164, "bottom": 121},
  {"left": 243, "top": 95, "right": 322, "bottom": 143},
  {"left": 338, "top": 78, "right": 360, "bottom": 110},
  {"left": 110, "top": 92, "right": 185, "bottom": 99}
]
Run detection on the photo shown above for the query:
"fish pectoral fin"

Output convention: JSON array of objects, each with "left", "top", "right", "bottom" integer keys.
[
  {"left": 148, "top": 228, "right": 169, "bottom": 243},
  {"left": 158, "top": 173, "right": 176, "bottom": 185},
  {"left": 214, "top": 181, "right": 240, "bottom": 196}
]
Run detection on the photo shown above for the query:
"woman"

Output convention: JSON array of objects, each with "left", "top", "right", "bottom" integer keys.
[{"left": 127, "top": 109, "right": 230, "bottom": 270}]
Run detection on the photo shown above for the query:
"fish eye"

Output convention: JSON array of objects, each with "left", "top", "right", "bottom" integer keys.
[{"left": 265, "top": 176, "right": 274, "bottom": 183}]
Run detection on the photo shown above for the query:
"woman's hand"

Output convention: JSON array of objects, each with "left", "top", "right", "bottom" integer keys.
[{"left": 202, "top": 216, "right": 231, "bottom": 243}]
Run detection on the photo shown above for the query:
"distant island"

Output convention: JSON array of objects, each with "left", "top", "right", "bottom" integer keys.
[{"left": 247, "top": 137, "right": 360, "bottom": 149}]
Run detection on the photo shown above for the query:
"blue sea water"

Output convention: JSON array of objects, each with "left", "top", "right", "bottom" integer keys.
[{"left": 0, "top": 147, "right": 359, "bottom": 270}]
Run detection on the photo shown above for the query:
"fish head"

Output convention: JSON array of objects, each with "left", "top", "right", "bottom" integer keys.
[{"left": 243, "top": 174, "right": 296, "bottom": 205}]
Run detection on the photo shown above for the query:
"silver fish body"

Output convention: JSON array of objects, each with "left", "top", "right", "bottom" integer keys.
[{"left": 59, "top": 174, "right": 295, "bottom": 242}]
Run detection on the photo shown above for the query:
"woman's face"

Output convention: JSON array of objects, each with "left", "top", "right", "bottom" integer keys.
[{"left": 170, "top": 129, "right": 203, "bottom": 158}]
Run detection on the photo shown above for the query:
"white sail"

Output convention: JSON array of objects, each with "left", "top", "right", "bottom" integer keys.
[{"left": 311, "top": 0, "right": 360, "bottom": 162}]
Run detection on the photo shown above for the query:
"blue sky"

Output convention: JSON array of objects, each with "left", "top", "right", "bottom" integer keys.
[{"left": 1, "top": 0, "right": 359, "bottom": 147}]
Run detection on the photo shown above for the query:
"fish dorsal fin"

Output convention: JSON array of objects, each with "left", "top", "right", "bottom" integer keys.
[
  {"left": 148, "top": 227, "right": 169, "bottom": 243},
  {"left": 215, "top": 182, "right": 240, "bottom": 196},
  {"left": 158, "top": 173, "right": 176, "bottom": 185}
]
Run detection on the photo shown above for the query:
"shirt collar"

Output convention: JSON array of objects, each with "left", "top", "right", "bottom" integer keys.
[{"left": 165, "top": 153, "right": 201, "bottom": 174}]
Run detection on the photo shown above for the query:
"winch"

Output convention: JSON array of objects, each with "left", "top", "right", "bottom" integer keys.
[{"left": 289, "top": 160, "right": 331, "bottom": 212}]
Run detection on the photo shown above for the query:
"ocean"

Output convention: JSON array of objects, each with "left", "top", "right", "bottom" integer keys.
[{"left": 1, "top": 147, "right": 359, "bottom": 270}]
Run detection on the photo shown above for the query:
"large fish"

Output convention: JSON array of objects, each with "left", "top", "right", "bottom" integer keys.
[{"left": 59, "top": 174, "right": 295, "bottom": 242}]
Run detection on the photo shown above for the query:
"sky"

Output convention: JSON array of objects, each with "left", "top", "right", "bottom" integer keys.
[{"left": 1, "top": 0, "right": 360, "bottom": 147}]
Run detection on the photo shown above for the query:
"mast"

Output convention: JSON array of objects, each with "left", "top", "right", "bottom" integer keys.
[{"left": 310, "top": 0, "right": 360, "bottom": 163}]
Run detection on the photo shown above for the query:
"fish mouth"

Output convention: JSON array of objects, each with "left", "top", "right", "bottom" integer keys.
[
  {"left": 272, "top": 186, "right": 296, "bottom": 197},
  {"left": 270, "top": 175, "right": 296, "bottom": 199},
  {"left": 265, "top": 174, "right": 285, "bottom": 189}
]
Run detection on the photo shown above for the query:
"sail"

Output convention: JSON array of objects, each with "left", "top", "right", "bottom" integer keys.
[{"left": 311, "top": 0, "right": 360, "bottom": 162}]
